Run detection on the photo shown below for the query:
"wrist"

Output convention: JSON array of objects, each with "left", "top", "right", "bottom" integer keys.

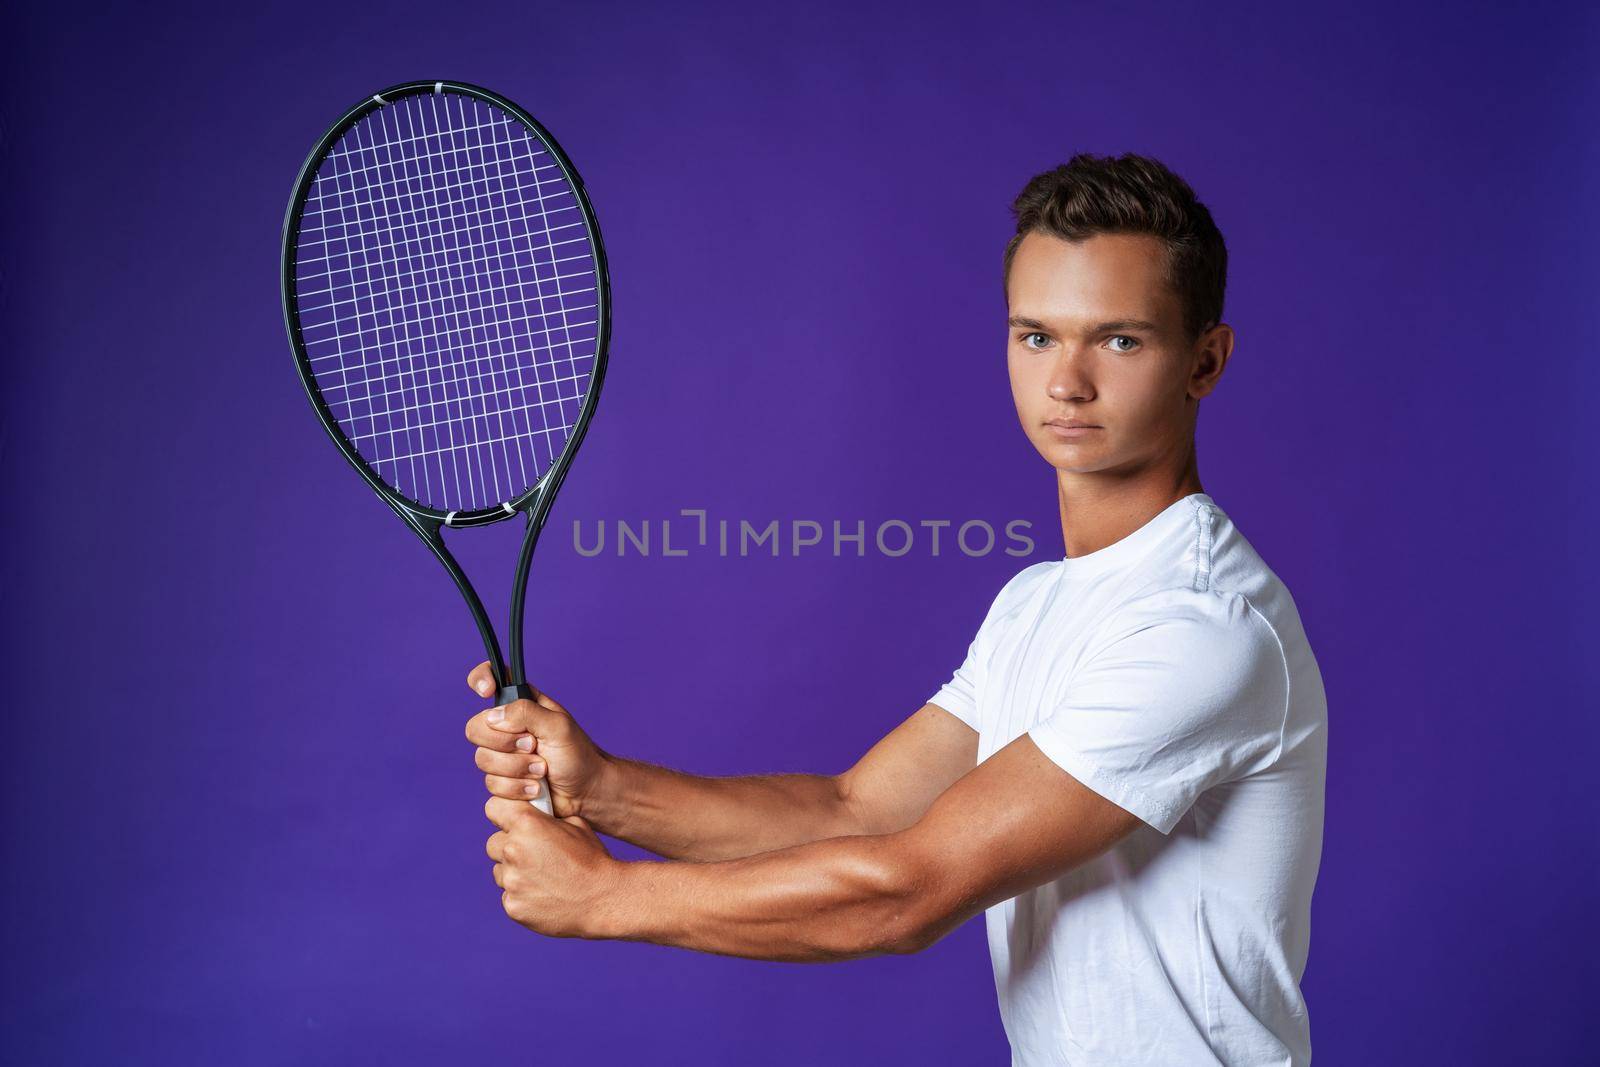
[
  {"left": 578, "top": 751, "right": 630, "bottom": 836},
  {"left": 587, "top": 857, "right": 654, "bottom": 942}
]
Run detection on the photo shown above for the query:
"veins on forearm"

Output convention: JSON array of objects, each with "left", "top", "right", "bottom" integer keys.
[{"left": 601, "top": 832, "right": 952, "bottom": 962}]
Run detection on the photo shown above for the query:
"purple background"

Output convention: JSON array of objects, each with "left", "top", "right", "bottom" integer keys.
[{"left": 2, "top": 2, "right": 1595, "bottom": 1063}]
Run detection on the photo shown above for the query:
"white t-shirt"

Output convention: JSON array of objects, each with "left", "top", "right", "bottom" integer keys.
[{"left": 930, "top": 493, "right": 1327, "bottom": 1066}]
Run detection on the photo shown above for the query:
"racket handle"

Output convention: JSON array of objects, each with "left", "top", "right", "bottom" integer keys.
[{"left": 495, "top": 684, "right": 554, "bottom": 816}]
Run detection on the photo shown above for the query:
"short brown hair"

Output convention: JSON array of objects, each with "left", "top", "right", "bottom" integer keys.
[{"left": 1003, "top": 153, "right": 1228, "bottom": 341}]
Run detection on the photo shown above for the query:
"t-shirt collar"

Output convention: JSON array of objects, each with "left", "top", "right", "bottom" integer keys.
[{"left": 1056, "top": 492, "right": 1213, "bottom": 577}]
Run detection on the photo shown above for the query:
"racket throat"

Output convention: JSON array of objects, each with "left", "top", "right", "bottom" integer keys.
[
  {"left": 407, "top": 513, "right": 516, "bottom": 693},
  {"left": 494, "top": 683, "right": 539, "bottom": 707}
]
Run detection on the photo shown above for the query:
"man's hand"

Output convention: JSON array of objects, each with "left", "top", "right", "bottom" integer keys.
[
  {"left": 463, "top": 662, "right": 613, "bottom": 818},
  {"left": 484, "top": 796, "right": 622, "bottom": 937}
]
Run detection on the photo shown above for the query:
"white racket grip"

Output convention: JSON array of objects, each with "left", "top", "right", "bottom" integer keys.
[
  {"left": 495, "top": 683, "right": 556, "bottom": 816},
  {"left": 529, "top": 787, "right": 554, "bottom": 816}
]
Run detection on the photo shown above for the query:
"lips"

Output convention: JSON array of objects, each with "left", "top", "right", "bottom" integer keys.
[{"left": 1043, "top": 419, "right": 1101, "bottom": 440}]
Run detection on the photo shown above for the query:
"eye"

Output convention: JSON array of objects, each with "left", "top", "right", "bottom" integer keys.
[
  {"left": 1019, "top": 332, "right": 1053, "bottom": 351},
  {"left": 1106, "top": 335, "right": 1141, "bottom": 353}
]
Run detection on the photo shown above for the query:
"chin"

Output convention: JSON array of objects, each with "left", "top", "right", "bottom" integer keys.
[{"left": 1036, "top": 441, "right": 1113, "bottom": 474}]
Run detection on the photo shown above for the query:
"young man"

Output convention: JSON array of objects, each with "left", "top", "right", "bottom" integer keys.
[{"left": 466, "top": 153, "right": 1328, "bottom": 1066}]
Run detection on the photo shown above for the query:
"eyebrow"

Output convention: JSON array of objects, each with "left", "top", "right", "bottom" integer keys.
[{"left": 1007, "top": 315, "right": 1160, "bottom": 334}]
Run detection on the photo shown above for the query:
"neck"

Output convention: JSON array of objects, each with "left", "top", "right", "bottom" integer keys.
[{"left": 1056, "top": 456, "right": 1203, "bottom": 559}]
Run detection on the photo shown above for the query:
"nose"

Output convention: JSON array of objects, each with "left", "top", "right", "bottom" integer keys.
[{"left": 1046, "top": 346, "right": 1094, "bottom": 403}]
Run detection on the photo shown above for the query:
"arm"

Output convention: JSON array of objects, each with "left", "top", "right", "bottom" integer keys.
[
  {"left": 590, "top": 757, "right": 855, "bottom": 861},
  {"left": 464, "top": 662, "right": 977, "bottom": 862},
  {"left": 547, "top": 589, "right": 1289, "bottom": 955},
  {"left": 590, "top": 702, "right": 976, "bottom": 860},
  {"left": 484, "top": 730, "right": 1143, "bottom": 960}
]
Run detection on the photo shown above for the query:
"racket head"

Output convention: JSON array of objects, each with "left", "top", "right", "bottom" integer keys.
[{"left": 281, "top": 80, "right": 610, "bottom": 528}]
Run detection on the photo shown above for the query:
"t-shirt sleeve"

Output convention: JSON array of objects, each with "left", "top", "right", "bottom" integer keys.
[
  {"left": 928, "top": 632, "right": 983, "bottom": 730},
  {"left": 1027, "top": 589, "right": 1289, "bottom": 834},
  {"left": 927, "top": 563, "right": 1051, "bottom": 731}
]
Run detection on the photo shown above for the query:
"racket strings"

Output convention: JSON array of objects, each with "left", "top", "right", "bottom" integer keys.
[{"left": 292, "top": 90, "right": 598, "bottom": 513}]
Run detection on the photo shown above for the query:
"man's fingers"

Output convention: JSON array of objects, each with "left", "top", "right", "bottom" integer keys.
[
  {"left": 474, "top": 746, "right": 547, "bottom": 779},
  {"left": 466, "top": 661, "right": 499, "bottom": 697},
  {"left": 465, "top": 711, "right": 537, "bottom": 752},
  {"left": 484, "top": 772, "right": 545, "bottom": 801},
  {"left": 485, "top": 795, "right": 539, "bottom": 830},
  {"left": 466, "top": 661, "right": 560, "bottom": 705},
  {"left": 486, "top": 830, "right": 508, "bottom": 862},
  {"left": 483, "top": 697, "right": 565, "bottom": 737}
]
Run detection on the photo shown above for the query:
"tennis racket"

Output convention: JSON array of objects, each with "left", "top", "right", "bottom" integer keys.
[{"left": 280, "top": 80, "right": 610, "bottom": 814}]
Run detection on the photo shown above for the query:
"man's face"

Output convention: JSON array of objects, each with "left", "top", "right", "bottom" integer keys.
[{"left": 1005, "top": 232, "right": 1224, "bottom": 477}]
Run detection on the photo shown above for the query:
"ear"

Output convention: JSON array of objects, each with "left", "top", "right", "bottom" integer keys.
[{"left": 1187, "top": 323, "right": 1234, "bottom": 400}]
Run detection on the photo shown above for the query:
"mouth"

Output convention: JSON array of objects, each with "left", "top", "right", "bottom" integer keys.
[{"left": 1043, "top": 418, "right": 1102, "bottom": 440}]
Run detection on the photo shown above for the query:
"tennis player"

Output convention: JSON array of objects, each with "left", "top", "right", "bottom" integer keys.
[{"left": 467, "top": 153, "right": 1327, "bottom": 1066}]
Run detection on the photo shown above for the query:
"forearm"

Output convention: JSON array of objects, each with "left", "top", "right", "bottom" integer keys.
[
  {"left": 585, "top": 755, "right": 864, "bottom": 862},
  {"left": 592, "top": 831, "right": 960, "bottom": 961}
]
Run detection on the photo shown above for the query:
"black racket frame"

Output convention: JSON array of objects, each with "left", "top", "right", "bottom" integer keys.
[{"left": 280, "top": 79, "right": 611, "bottom": 704}]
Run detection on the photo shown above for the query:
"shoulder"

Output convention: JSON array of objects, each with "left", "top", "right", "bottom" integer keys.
[
  {"left": 1091, "top": 585, "right": 1290, "bottom": 701},
  {"left": 1105, "top": 583, "right": 1273, "bottom": 631}
]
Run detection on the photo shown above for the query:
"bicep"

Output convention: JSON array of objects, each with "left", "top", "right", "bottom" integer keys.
[
  {"left": 896, "top": 733, "right": 1144, "bottom": 938},
  {"left": 836, "top": 703, "right": 977, "bottom": 835}
]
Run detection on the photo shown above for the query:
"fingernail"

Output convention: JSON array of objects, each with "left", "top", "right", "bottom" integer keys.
[
  {"left": 523, "top": 782, "right": 541, "bottom": 797},
  {"left": 515, "top": 736, "right": 534, "bottom": 752},
  {"left": 476, "top": 679, "right": 493, "bottom": 695},
  {"left": 487, "top": 707, "right": 505, "bottom": 724},
  {"left": 528, "top": 760, "right": 545, "bottom": 776}
]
